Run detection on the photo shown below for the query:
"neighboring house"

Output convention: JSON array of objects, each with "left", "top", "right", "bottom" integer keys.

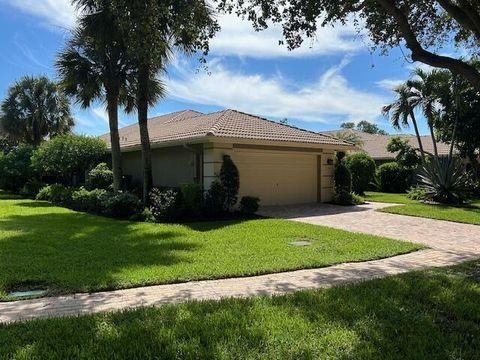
[
  {"left": 321, "top": 129, "right": 452, "bottom": 164},
  {"left": 100, "top": 109, "right": 353, "bottom": 206}
]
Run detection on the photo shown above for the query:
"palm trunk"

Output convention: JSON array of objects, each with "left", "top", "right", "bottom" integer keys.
[
  {"left": 106, "top": 93, "right": 123, "bottom": 192},
  {"left": 409, "top": 110, "right": 425, "bottom": 162},
  {"left": 428, "top": 121, "right": 439, "bottom": 160},
  {"left": 138, "top": 64, "right": 153, "bottom": 204}
]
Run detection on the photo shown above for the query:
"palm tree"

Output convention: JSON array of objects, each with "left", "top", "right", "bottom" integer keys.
[
  {"left": 0, "top": 76, "right": 74, "bottom": 146},
  {"left": 382, "top": 83, "right": 425, "bottom": 161},
  {"left": 56, "top": 0, "right": 132, "bottom": 191},
  {"left": 406, "top": 68, "right": 451, "bottom": 160}
]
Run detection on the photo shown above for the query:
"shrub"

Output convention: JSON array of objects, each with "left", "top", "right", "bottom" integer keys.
[
  {"left": 180, "top": 183, "right": 202, "bottom": 215},
  {"left": 100, "top": 191, "right": 142, "bottom": 219},
  {"left": 86, "top": 163, "right": 113, "bottom": 190},
  {"left": 417, "top": 158, "right": 473, "bottom": 204},
  {"left": 19, "top": 181, "right": 45, "bottom": 199},
  {"left": 71, "top": 187, "right": 107, "bottom": 213},
  {"left": 204, "top": 180, "right": 225, "bottom": 216},
  {"left": 36, "top": 184, "right": 74, "bottom": 204},
  {"left": 331, "top": 190, "right": 364, "bottom": 206},
  {"left": 0, "top": 144, "right": 35, "bottom": 192},
  {"left": 31, "top": 135, "right": 106, "bottom": 185},
  {"left": 345, "top": 153, "right": 376, "bottom": 195},
  {"left": 148, "top": 188, "right": 183, "bottom": 222},
  {"left": 386, "top": 137, "right": 422, "bottom": 169},
  {"left": 334, "top": 151, "right": 352, "bottom": 193},
  {"left": 219, "top": 155, "right": 240, "bottom": 211},
  {"left": 406, "top": 186, "right": 430, "bottom": 201},
  {"left": 377, "top": 162, "right": 412, "bottom": 193},
  {"left": 239, "top": 196, "right": 260, "bottom": 214}
]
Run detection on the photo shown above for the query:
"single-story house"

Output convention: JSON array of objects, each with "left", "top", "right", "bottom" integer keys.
[
  {"left": 100, "top": 109, "right": 354, "bottom": 206},
  {"left": 321, "top": 129, "right": 453, "bottom": 164}
]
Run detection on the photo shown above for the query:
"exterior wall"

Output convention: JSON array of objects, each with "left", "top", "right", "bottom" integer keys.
[
  {"left": 122, "top": 146, "right": 198, "bottom": 188},
  {"left": 202, "top": 142, "right": 335, "bottom": 206}
]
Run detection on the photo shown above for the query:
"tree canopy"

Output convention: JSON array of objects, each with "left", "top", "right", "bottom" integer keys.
[{"left": 217, "top": 0, "right": 480, "bottom": 91}]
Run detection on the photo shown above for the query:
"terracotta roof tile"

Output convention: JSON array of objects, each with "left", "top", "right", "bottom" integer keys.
[{"left": 101, "top": 109, "right": 352, "bottom": 148}]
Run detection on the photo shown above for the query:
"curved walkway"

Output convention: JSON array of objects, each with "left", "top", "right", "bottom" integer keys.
[{"left": 1, "top": 202, "right": 479, "bottom": 324}]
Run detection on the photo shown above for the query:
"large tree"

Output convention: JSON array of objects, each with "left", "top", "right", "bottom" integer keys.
[
  {"left": 217, "top": 0, "right": 480, "bottom": 91},
  {"left": 57, "top": 0, "right": 132, "bottom": 191},
  {"left": 0, "top": 76, "right": 74, "bottom": 146},
  {"left": 111, "top": 0, "right": 219, "bottom": 203}
]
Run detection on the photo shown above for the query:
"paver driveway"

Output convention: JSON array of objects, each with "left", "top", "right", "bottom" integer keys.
[{"left": 1, "top": 202, "right": 479, "bottom": 324}]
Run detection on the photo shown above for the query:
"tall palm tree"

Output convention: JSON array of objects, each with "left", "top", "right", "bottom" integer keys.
[
  {"left": 382, "top": 83, "right": 425, "bottom": 161},
  {"left": 0, "top": 76, "right": 74, "bottom": 146},
  {"left": 406, "top": 68, "right": 450, "bottom": 160},
  {"left": 56, "top": 0, "right": 132, "bottom": 191}
]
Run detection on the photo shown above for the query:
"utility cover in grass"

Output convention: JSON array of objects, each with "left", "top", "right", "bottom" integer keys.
[{"left": 289, "top": 240, "right": 312, "bottom": 246}]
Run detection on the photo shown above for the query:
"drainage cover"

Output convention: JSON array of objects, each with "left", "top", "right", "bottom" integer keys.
[
  {"left": 8, "top": 289, "right": 47, "bottom": 298},
  {"left": 289, "top": 240, "right": 312, "bottom": 246}
]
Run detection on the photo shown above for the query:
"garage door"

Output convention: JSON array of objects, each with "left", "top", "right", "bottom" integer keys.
[{"left": 233, "top": 149, "right": 319, "bottom": 206}]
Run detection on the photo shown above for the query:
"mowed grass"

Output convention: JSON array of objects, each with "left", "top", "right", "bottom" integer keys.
[
  {"left": 0, "top": 198, "right": 421, "bottom": 300},
  {"left": 1, "top": 261, "right": 479, "bottom": 359},
  {"left": 365, "top": 191, "right": 480, "bottom": 225}
]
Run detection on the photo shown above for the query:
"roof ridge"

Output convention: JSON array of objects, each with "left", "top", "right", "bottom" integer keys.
[{"left": 206, "top": 109, "right": 230, "bottom": 136}]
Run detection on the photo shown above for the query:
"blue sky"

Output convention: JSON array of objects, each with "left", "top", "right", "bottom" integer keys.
[{"left": 0, "top": 0, "right": 445, "bottom": 136}]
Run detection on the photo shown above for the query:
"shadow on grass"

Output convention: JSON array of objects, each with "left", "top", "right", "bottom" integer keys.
[
  {"left": 0, "top": 209, "right": 201, "bottom": 295},
  {"left": 1, "top": 263, "right": 479, "bottom": 359}
]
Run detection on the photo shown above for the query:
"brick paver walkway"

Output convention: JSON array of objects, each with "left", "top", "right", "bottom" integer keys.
[{"left": 1, "top": 202, "right": 479, "bottom": 324}]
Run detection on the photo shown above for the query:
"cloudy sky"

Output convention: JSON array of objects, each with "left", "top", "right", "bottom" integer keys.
[{"left": 0, "top": 0, "right": 445, "bottom": 135}]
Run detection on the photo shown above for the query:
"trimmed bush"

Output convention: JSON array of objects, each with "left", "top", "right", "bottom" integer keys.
[
  {"left": 239, "top": 196, "right": 260, "bottom": 214},
  {"left": 204, "top": 180, "right": 225, "bottom": 216},
  {"left": 86, "top": 163, "right": 113, "bottom": 191},
  {"left": 180, "top": 183, "right": 202, "bottom": 215},
  {"left": 19, "top": 181, "right": 45, "bottom": 199},
  {"left": 36, "top": 184, "right": 74, "bottom": 204},
  {"left": 0, "top": 144, "right": 35, "bottom": 192},
  {"left": 148, "top": 188, "right": 183, "bottom": 222},
  {"left": 71, "top": 187, "right": 107, "bottom": 213},
  {"left": 219, "top": 155, "right": 240, "bottom": 211},
  {"left": 334, "top": 152, "right": 352, "bottom": 193},
  {"left": 377, "top": 162, "right": 412, "bottom": 193},
  {"left": 101, "top": 192, "right": 142, "bottom": 219},
  {"left": 345, "top": 152, "right": 376, "bottom": 195}
]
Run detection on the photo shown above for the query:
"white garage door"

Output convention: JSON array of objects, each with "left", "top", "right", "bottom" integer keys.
[{"left": 233, "top": 149, "right": 319, "bottom": 206}]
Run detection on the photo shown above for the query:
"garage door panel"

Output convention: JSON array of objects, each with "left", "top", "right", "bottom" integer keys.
[{"left": 233, "top": 149, "right": 318, "bottom": 206}]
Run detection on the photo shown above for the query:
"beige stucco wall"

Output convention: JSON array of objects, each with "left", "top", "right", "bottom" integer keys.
[
  {"left": 122, "top": 146, "right": 198, "bottom": 188},
  {"left": 202, "top": 142, "right": 336, "bottom": 206}
]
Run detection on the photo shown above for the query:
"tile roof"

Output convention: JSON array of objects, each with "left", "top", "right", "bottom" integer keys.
[
  {"left": 100, "top": 109, "right": 352, "bottom": 148},
  {"left": 321, "top": 129, "right": 453, "bottom": 159}
]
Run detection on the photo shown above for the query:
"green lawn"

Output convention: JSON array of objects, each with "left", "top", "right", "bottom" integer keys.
[
  {"left": 0, "top": 198, "right": 421, "bottom": 300},
  {"left": 1, "top": 260, "right": 479, "bottom": 359},
  {"left": 365, "top": 192, "right": 480, "bottom": 225}
]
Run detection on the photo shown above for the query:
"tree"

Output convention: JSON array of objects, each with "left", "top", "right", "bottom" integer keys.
[
  {"left": 219, "top": 155, "right": 240, "bottom": 211},
  {"left": 0, "top": 76, "right": 74, "bottom": 146},
  {"left": 382, "top": 83, "right": 425, "bottom": 160},
  {"left": 217, "top": 0, "right": 480, "bottom": 92},
  {"left": 340, "top": 122, "right": 355, "bottom": 129},
  {"left": 345, "top": 152, "right": 376, "bottom": 195},
  {"left": 356, "top": 120, "right": 388, "bottom": 135},
  {"left": 57, "top": 1, "right": 133, "bottom": 192},
  {"left": 334, "top": 131, "right": 364, "bottom": 147},
  {"left": 0, "top": 144, "right": 35, "bottom": 191},
  {"left": 111, "top": 0, "right": 219, "bottom": 203},
  {"left": 386, "top": 137, "right": 422, "bottom": 169}
]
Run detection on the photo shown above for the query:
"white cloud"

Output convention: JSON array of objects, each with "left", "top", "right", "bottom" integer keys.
[
  {"left": 92, "top": 106, "right": 109, "bottom": 124},
  {"left": 376, "top": 78, "right": 404, "bottom": 91},
  {"left": 167, "top": 58, "right": 386, "bottom": 123}
]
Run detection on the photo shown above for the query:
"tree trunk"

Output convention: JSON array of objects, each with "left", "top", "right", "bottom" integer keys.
[
  {"left": 409, "top": 110, "right": 425, "bottom": 162},
  {"left": 138, "top": 64, "right": 153, "bottom": 204},
  {"left": 106, "top": 94, "right": 123, "bottom": 192},
  {"left": 428, "top": 121, "right": 439, "bottom": 160}
]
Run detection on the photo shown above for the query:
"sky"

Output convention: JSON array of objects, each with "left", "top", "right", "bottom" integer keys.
[{"left": 0, "top": 0, "right": 448, "bottom": 136}]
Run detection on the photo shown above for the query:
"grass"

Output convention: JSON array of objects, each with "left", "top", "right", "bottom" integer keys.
[
  {"left": 0, "top": 198, "right": 421, "bottom": 300},
  {"left": 365, "top": 191, "right": 480, "bottom": 225},
  {"left": 1, "top": 260, "right": 479, "bottom": 359}
]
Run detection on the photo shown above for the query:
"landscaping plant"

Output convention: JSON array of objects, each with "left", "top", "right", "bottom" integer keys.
[
  {"left": 86, "top": 163, "right": 113, "bottom": 191},
  {"left": 332, "top": 151, "right": 358, "bottom": 205},
  {"left": 148, "top": 188, "right": 183, "bottom": 222},
  {"left": 239, "top": 196, "right": 260, "bottom": 214},
  {"left": 219, "top": 155, "right": 240, "bottom": 211},
  {"left": 345, "top": 152, "right": 376, "bottom": 195},
  {"left": 377, "top": 162, "right": 412, "bottom": 193},
  {"left": 100, "top": 191, "right": 142, "bottom": 219},
  {"left": 0, "top": 144, "right": 35, "bottom": 192}
]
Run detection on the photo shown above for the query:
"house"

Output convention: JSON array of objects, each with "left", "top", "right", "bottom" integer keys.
[
  {"left": 100, "top": 109, "right": 354, "bottom": 206},
  {"left": 321, "top": 129, "right": 452, "bottom": 164}
]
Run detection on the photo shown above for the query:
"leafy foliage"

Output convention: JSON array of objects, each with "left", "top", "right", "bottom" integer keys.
[
  {"left": 36, "top": 184, "right": 75, "bottom": 204},
  {"left": 345, "top": 153, "right": 376, "bottom": 195},
  {"left": 32, "top": 135, "right": 106, "bottom": 184},
  {"left": 406, "top": 186, "right": 430, "bottom": 201},
  {"left": 148, "top": 188, "right": 183, "bottom": 222},
  {"left": 101, "top": 191, "right": 142, "bottom": 219},
  {"left": 86, "top": 163, "right": 113, "bottom": 191},
  {"left": 334, "top": 152, "right": 352, "bottom": 193},
  {"left": 239, "top": 196, "right": 260, "bottom": 214},
  {"left": 377, "top": 162, "right": 412, "bottom": 193},
  {"left": 356, "top": 120, "right": 388, "bottom": 135},
  {"left": 0, "top": 76, "right": 73, "bottom": 145},
  {"left": 71, "top": 187, "right": 107, "bottom": 213},
  {"left": 204, "top": 180, "right": 225, "bottom": 216},
  {"left": 219, "top": 155, "right": 240, "bottom": 211},
  {"left": 417, "top": 158, "right": 473, "bottom": 204},
  {"left": 386, "top": 137, "right": 422, "bottom": 169},
  {"left": 0, "top": 144, "right": 35, "bottom": 192},
  {"left": 180, "top": 183, "right": 202, "bottom": 216},
  {"left": 19, "top": 181, "right": 45, "bottom": 199}
]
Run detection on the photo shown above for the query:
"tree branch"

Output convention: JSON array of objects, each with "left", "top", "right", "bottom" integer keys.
[
  {"left": 436, "top": 0, "right": 480, "bottom": 40},
  {"left": 375, "top": 0, "right": 480, "bottom": 92}
]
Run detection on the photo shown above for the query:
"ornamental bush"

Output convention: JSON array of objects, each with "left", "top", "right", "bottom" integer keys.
[
  {"left": 148, "top": 188, "right": 183, "bottom": 222},
  {"left": 19, "top": 181, "right": 45, "bottom": 199},
  {"left": 345, "top": 152, "right": 376, "bottom": 195},
  {"left": 180, "top": 183, "right": 202, "bottom": 216},
  {"left": 31, "top": 135, "right": 106, "bottom": 185},
  {"left": 36, "top": 184, "right": 74, "bottom": 204},
  {"left": 0, "top": 144, "right": 35, "bottom": 192},
  {"left": 100, "top": 191, "right": 142, "bottom": 219},
  {"left": 239, "top": 196, "right": 260, "bottom": 214},
  {"left": 377, "top": 162, "right": 412, "bottom": 193},
  {"left": 86, "top": 163, "right": 113, "bottom": 191},
  {"left": 219, "top": 155, "right": 240, "bottom": 211},
  {"left": 71, "top": 187, "right": 107, "bottom": 213},
  {"left": 334, "top": 152, "right": 352, "bottom": 193}
]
